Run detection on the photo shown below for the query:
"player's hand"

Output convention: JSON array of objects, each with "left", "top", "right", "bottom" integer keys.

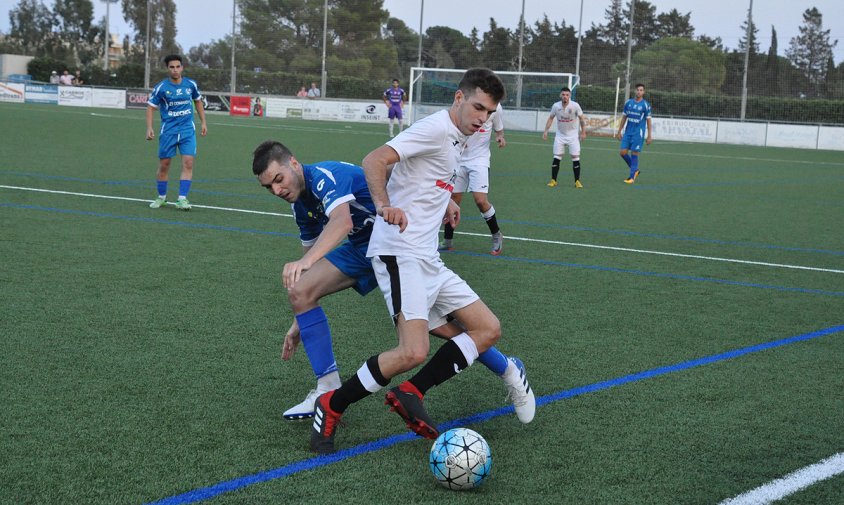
[
  {"left": 542, "top": 131, "right": 548, "bottom": 141},
  {"left": 613, "top": 131, "right": 620, "bottom": 139},
  {"left": 146, "top": 128, "right": 155, "bottom": 140},
  {"left": 282, "top": 259, "right": 312, "bottom": 289},
  {"left": 200, "top": 122, "right": 207, "bottom": 136},
  {"left": 646, "top": 136, "right": 652, "bottom": 145},
  {"left": 378, "top": 206, "right": 408, "bottom": 232},
  {"left": 442, "top": 199, "right": 461, "bottom": 229},
  {"left": 496, "top": 136, "right": 506, "bottom": 149},
  {"left": 281, "top": 320, "right": 301, "bottom": 361}
]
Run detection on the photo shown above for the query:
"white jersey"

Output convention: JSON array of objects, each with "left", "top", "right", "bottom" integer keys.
[
  {"left": 549, "top": 100, "right": 583, "bottom": 136},
  {"left": 461, "top": 103, "right": 503, "bottom": 167},
  {"left": 367, "top": 110, "right": 466, "bottom": 259}
]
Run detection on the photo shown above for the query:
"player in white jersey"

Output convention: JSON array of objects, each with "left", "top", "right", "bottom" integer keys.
[
  {"left": 310, "top": 69, "right": 534, "bottom": 454},
  {"left": 542, "top": 87, "right": 587, "bottom": 188},
  {"left": 440, "top": 103, "right": 506, "bottom": 255}
]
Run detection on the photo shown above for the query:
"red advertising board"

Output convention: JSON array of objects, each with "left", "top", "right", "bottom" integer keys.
[{"left": 229, "top": 96, "right": 251, "bottom": 116}]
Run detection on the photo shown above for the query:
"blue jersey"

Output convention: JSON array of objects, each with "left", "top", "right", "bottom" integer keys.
[
  {"left": 148, "top": 77, "right": 202, "bottom": 135},
  {"left": 384, "top": 87, "right": 406, "bottom": 106},
  {"left": 292, "top": 161, "right": 377, "bottom": 249},
  {"left": 622, "top": 98, "right": 652, "bottom": 137}
]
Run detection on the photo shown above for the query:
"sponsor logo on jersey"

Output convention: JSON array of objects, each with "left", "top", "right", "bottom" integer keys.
[{"left": 435, "top": 179, "right": 454, "bottom": 192}]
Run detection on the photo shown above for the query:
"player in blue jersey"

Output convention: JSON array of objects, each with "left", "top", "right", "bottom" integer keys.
[
  {"left": 382, "top": 79, "right": 407, "bottom": 137},
  {"left": 251, "top": 140, "right": 534, "bottom": 428},
  {"left": 146, "top": 54, "right": 207, "bottom": 210},
  {"left": 614, "top": 83, "right": 652, "bottom": 184}
]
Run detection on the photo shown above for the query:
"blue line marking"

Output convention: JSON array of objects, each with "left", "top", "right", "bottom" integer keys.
[
  {"left": 3, "top": 202, "right": 841, "bottom": 298},
  {"left": 145, "top": 324, "right": 844, "bottom": 505}
]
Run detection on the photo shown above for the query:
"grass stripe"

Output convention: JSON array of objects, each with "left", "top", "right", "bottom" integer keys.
[{"left": 144, "top": 324, "right": 844, "bottom": 505}]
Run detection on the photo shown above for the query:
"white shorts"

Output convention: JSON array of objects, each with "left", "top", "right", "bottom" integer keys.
[
  {"left": 553, "top": 134, "right": 581, "bottom": 158},
  {"left": 371, "top": 254, "right": 479, "bottom": 330},
  {"left": 453, "top": 163, "right": 490, "bottom": 194}
]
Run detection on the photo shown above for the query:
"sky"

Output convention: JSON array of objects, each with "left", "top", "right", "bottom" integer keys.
[{"left": 1, "top": 0, "right": 842, "bottom": 62}]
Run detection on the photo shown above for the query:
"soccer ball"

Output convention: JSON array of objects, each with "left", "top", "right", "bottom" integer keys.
[{"left": 429, "top": 428, "right": 492, "bottom": 490}]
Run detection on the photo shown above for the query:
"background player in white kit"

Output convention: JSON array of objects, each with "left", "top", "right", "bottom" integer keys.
[
  {"left": 542, "top": 87, "right": 587, "bottom": 188},
  {"left": 440, "top": 103, "right": 506, "bottom": 255},
  {"left": 309, "top": 68, "right": 534, "bottom": 454}
]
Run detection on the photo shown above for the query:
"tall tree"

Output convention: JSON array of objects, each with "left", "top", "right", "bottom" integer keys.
[
  {"left": 53, "top": 0, "right": 102, "bottom": 65},
  {"left": 479, "top": 18, "right": 514, "bottom": 71},
  {"left": 596, "top": 0, "right": 626, "bottom": 48},
  {"left": 8, "top": 0, "right": 55, "bottom": 56},
  {"left": 786, "top": 7, "right": 838, "bottom": 94},
  {"left": 630, "top": 0, "right": 658, "bottom": 47},
  {"left": 655, "top": 9, "right": 693, "bottom": 40},
  {"left": 763, "top": 26, "right": 779, "bottom": 96},
  {"left": 737, "top": 18, "right": 759, "bottom": 55},
  {"left": 632, "top": 37, "right": 725, "bottom": 93},
  {"left": 120, "top": 0, "right": 179, "bottom": 65},
  {"left": 524, "top": 15, "right": 577, "bottom": 73},
  {"left": 423, "top": 26, "right": 478, "bottom": 69}
]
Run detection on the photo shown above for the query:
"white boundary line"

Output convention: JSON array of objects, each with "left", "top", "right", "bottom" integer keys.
[
  {"left": 2, "top": 184, "right": 843, "bottom": 275},
  {"left": 719, "top": 452, "right": 844, "bottom": 504}
]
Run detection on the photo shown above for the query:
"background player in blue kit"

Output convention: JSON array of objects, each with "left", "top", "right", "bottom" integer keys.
[
  {"left": 146, "top": 54, "right": 207, "bottom": 210},
  {"left": 250, "top": 141, "right": 534, "bottom": 426},
  {"left": 614, "top": 83, "right": 652, "bottom": 184},
  {"left": 383, "top": 79, "right": 406, "bottom": 137}
]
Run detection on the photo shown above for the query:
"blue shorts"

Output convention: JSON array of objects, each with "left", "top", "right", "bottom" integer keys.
[
  {"left": 159, "top": 130, "right": 197, "bottom": 159},
  {"left": 620, "top": 131, "right": 644, "bottom": 152},
  {"left": 325, "top": 241, "right": 378, "bottom": 296},
  {"left": 388, "top": 105, "right": 403, "bottom": 120}
]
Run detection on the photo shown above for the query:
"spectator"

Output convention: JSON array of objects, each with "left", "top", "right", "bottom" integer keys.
[
  {"left": 296, "top": 86, "right": 308, "bottom": 98},
  {"left": 73, "top": 70, "right": 85, "bottom": 86},
  {"left": 307, "top": 81, "right": 321, "bottom": 99},
  {"left": 59, "top": 70, "right": 74, "bottom": 86},
  {"left": 49, "top": 71, "right": 60, "bottom": 84},
  {"left": 253, "top": 97, "right": 264, "bottom": 117}
]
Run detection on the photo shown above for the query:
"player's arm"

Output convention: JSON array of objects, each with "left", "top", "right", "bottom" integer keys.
[
  {"left": 645, "top": 116, "right": 653, "bottom": 145},
  {"left": 194, "top": 98, "right": 207, "bottom": 136},
  {"left": 362, "top": 145, "right": 407, "bottom": 232},
  {"left": 282, "top": 202, "right": 353, "bottom": 289},
  {"left": 615, "top": 115, "right": 627, "bottom": 139},
  {"left": 145, "top": 105, "right": 156, "bottom": 140},
  {"left": 542, "top": 115, "right": 554, "bottom": 140},
  {"left": 494, "top": 129, "right": 506, "bottom": 149},
  {"left": 579, "top": 114, "right": 587, "bottom": 141}
]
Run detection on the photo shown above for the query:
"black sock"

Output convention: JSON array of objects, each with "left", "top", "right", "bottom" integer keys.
[
  {"left": 485, "top": 213, "right": 500, "bottom": 235},
  {"left": 408, "top": 340, "right": 468, "bottom": 395},
  {"left": 329, "top": 355, "right": 388, "bottom": 413},
  {"left": 551, "top": 158, "right": 560, "bottom": 181},
  {"left": 573, "top": 160, "right": 581, "bottom": 181},
  {"left": 444, "top": 222, "right": 454, "bottom": 240}
]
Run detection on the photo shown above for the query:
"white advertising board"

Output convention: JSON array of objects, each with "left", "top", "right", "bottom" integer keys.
[
  {"left": 92, "top": 88, "right": 126, "bottom": 109},
  {"left": 58, "top": 86, "right": 93, "bottom": 107},
  {"left": 816, "top": 126, "right": 844, "bottom": 151},
  {"left": 716, "top": 121, "right": 767, "bottom": 146},
  {"left": 652, "top": 117, "right": 717, "bottom": 143},
  {"left": 766, "top": 124, "right": 818, "bottom": 149},
  {"left": 0, "top": 81, "right": 25, "bottom": 103}
]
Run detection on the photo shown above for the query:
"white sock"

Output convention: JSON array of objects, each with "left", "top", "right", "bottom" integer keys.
[{"left": 317, "top": 370, "right": 341, "bottom": 392}]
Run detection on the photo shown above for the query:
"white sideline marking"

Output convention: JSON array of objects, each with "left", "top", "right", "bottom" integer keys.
[
  {"left": 2, "top": 184, "right": 843, "bottom": 275},
  {"left": 719, "top": 452, "right": 844, "bottom": 505}
]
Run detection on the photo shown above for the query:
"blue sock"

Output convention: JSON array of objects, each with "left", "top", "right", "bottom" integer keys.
[
  {"left": 477, "top": 346, "right": 509, "bottom": 375},
  {"left": 156, "top": 180, "right": 167, "bottom": 197},
  {"left": 179, "top": 179, "right": 192, "bottom": 198},
  {"left": 621, "top": 154, "right": 632, "bottom": 168},
  {"left": 630, "top": 155, "right": 639, "bottom": 178},
  {"left": 295, "top": 306, "right": 339, "bottom": 379}
]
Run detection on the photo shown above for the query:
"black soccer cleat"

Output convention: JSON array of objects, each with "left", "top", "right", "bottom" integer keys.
[
  {"left": 310, "top": 391, "right": 342, "bottom": 454},
  {"left": 384, "top": 385, "right": 439, "bottom": 440}
]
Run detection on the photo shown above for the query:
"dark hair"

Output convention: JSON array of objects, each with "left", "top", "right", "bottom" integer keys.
[
  {"left": 561, "top": 86, "right": 571, "bottom": 93},
  {"left": 252, "top": 141, "right": 294, "bottom": 176},
  {"left": 635, "top": 83, "right": 645, "bottom": 89},
  {"left": 392, "top": 78, "right": 399, "bottom": 83},
  {"left": 163, "top": 54, "right": 183, "bottom": 65},
  {"left": 458, "top": 68, "right": 505, "bottom": 103}
]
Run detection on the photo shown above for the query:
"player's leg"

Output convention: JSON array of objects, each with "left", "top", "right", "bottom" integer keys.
[
  {"left": 623, "top": 135, "right": 642, "bottom": 183},
  {"left": 151, "top": 133, "right": 177, "bottom": 208},
  {"left": 311, "top": 255, "right": 435, "bottom": 452},
  {"left": 429, "top": 319, "right": 535, "bottom": 423},
  {"left": 396, "top": 107, "right": 404, "bottom": 133},
  {"left": 387, "top": 108, "right": 396, "bottom": 137},
  {"left": 569, "top": 137, "right": 583, "bottom": 188},
  {"left": 174, "top": 133, "right": 197, "bottom": 210},
  {"left": 442, "top": 167, "right": 469, "bottom": 250},
  {"left": 466, "top": 165, "right": 502, "bottom": 255},
  {"left": 548, "top": 136, "right": 564, "bottom": 187},
  {"left": 282, "top": 256, "right": 358, "bottom": 420}
]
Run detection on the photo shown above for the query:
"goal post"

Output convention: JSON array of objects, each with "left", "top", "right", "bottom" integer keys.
[{"left": 407, "top": 67, "right": 578, "bottom": 127}]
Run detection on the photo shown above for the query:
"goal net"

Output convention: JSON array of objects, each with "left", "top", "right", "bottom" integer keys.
[{"left": 408, "top": 67, "right": 578, "bottom": 130}]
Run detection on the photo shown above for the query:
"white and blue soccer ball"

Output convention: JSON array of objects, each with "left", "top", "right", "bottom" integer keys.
[{"left": 429, "top": 427, "right": 492, "bottom": 490}]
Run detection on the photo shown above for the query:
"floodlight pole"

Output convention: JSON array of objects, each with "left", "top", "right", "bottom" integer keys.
[
  {"left": 623, "top": 0, "right": 635, "bottom": 99},
  {"left": 575, "top": 0, "right": 584, "bottom": 81},
  {"left": 320, "top": 0, "right": 328, "bottom": 97},
  {"left": 103, "top": 0, "right": 117, "bottom": 71},
  {"left": 740, "top": 0, "right": 753, "bottom": 121},
  {"left": 230, "top": 0, "right": 236, "bottom": 94},
  {"left": 417, "top": 0, "right": 424, "bottom": 68},
  {"left": 515, "top": 0, "right": 525, "bottom": 108},
  {"left": 143, "top": 0, "right": 151, "bottom": 88}
]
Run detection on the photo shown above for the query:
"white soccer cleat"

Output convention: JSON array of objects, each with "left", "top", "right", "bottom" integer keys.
[
  {"left": 503, "top": 357, "right": 535, "bottom": 423},
  {"left": 283, "top": 389, "right": 320, "bottom": 420}
]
